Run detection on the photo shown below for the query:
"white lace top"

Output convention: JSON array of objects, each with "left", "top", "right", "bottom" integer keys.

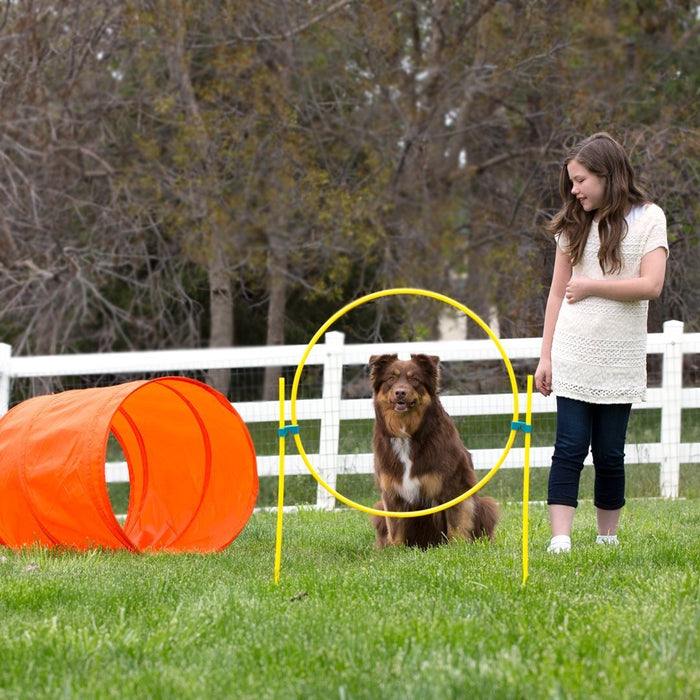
[{"left": 551, "top": 203, "right": 668, "bottom": 404}]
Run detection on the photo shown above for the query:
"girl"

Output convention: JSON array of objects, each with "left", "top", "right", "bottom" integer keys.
[{"left": 535, "top": 132, "right": 668, "bottom": 553}]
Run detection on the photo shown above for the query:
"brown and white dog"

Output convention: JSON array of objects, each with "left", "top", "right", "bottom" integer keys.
[{"left": 369, "top": 353, "right": 498, "bottom": 548}]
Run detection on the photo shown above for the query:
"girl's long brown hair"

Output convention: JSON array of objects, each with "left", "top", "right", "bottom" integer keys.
[{"left": 546, "top": 132, "right": 649, "bottom": 274}]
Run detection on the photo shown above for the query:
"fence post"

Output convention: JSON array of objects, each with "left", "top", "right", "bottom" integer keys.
[
  {"left": 0, "top": 343, "right": 11, "bottom": 416},
  {"left": 659, "top": 320, "right": 684, "bottom": 499},
  {"left": 316, "top": 331, "right": 345, "bottom": 510}
]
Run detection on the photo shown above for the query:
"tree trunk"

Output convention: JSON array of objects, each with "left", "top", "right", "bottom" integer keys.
[
  {"left": 206, "top": 242, "right": 233, "bottom": 396},
  {"left": 262, "top": 231, "right": 288, "bottom": 400}
]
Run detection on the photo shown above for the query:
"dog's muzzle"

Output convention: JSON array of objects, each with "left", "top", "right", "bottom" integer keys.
[{"left": 392, "top": 389, "right": 415, "bottom": 412}]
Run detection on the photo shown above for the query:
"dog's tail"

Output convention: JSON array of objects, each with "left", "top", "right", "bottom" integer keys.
[{"left": 473, "top": 495, "right": 499, "bottom": 541}]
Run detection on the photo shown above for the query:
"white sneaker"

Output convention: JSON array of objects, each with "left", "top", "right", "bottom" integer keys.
[
  {"left": 547, "top": 535, "right": 571, "bottom": 553},
  {"left": 596, "top": 535, "right": 619, "bottom": 545}
]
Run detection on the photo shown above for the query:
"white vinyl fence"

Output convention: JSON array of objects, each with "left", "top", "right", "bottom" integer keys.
[{"left": 1, "top": 319, "right": 698, "bottom": 508}]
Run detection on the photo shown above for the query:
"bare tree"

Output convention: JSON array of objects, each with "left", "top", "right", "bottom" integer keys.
[
  {"left": 1, "top": 0, "right": 696, "bottom": 387},
  {"left": 0, "top": 1, "right": 200, "bottom": 358}
]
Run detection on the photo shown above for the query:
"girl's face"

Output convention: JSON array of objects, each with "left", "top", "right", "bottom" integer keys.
[{"left": 567, "top": 159, "right": 606, "bottom": 213}]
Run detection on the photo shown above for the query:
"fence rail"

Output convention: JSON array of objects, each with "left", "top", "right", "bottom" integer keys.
[{"left": 1, "top": 320, "right": 698, "bottom": 509}]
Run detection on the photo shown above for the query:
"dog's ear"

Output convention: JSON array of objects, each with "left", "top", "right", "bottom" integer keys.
[
  {"left": 367, "top": 354, "right": 398, "bottom": 389},
  {"left": 410, "top": 354, "right": 440, "bottom": 368},
  {"left": 410, "top": 354, "right": 441, "bottom": 395}
]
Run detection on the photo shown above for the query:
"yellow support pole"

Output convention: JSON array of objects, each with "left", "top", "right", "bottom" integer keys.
[
  {"left": 274, "top": 377, "right": 286, "bottom": 585},
  {"left": 522, "top": 375, "right": 534, "bottom": 586}
]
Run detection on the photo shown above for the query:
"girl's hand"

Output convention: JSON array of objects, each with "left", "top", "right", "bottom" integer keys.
[
  {"left": 565, "top": 248, "right": 667, "bottom": 303},
  {"left": 535, "top": 359, "right": 552, "bottom": 397},
  {"left": 565, "top": 276, "right": 591, "bottom": 303}
]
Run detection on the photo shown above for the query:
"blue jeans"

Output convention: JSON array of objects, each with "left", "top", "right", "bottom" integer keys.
[{"left": 548, "top": 396, "right": 632, "bottom": 510}]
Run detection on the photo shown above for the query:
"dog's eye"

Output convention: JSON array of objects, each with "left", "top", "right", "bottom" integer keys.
[
  {"left": 409, "top": 377, "right": 420, "bottom": 386},
  {"left": 385, "top": 376, "right": 396, "bottom": 386}
]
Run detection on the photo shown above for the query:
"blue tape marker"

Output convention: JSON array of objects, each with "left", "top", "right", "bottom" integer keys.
[
  {"left": 511, "top": 421, "right": 532, "bottom": 434},
  {"left": 278, "top": 425, "right": 300, "bottom": 437}
]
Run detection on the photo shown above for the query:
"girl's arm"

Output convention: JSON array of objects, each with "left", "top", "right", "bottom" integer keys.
[
  {"left": 535, "top": 245, "right": 572, "bottom": 396},
  {"left": 565, "top": 247, "right": 667, "bottom": 303}
]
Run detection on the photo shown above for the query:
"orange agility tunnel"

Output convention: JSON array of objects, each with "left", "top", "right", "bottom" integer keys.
[{"left": 0, "top": 377, "right": 258, "bottom": 552}]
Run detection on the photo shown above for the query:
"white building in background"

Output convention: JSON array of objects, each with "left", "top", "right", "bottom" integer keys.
[{"left": 437, "top": 273, "right": 500, "bottom": 340}]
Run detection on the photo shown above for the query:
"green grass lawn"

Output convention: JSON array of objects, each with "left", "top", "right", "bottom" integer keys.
[{"left": 1, "top": 499, "right": 698, "bottom": 699}]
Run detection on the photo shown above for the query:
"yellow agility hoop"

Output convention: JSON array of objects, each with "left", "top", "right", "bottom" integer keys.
[{"left": 290, "top": 288, "right": 520, "bottom": 519}]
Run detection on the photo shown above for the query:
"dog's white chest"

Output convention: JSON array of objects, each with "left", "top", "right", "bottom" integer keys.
[{"left": 391, "top": 437, "right": 421, "bottom": 504}]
